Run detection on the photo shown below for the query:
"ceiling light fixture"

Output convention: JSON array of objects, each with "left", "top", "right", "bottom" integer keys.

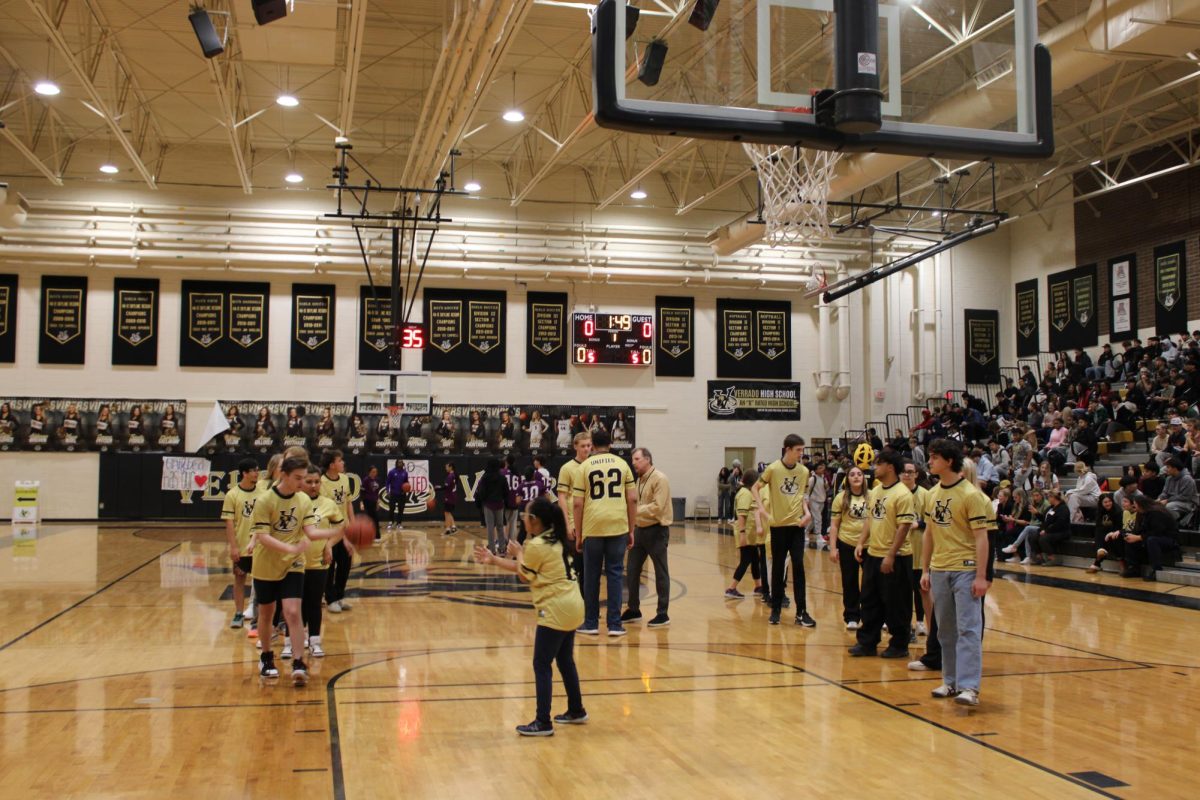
[
  {"left": 630, "top": 189, "right": 648, "bottom": 200},
  {"left": 276, "top": 94, "right": 299, "bottom": 107},
  {"left": 99, "top": 164, "right": 119, "bottom": 174},
  {"left": 502, "top": 109, "right": 524, "bottom": 123},
  {"left": 285, "top": 172, "right": 303, "bottom": 184},
  {"left": 464, "top": 181, "right": 482, "bottom": 192},
  {"left": 34, "top": 81, "right": 60, "bottom": 96}
]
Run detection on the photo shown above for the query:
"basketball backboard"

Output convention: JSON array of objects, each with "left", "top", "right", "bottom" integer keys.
[{"left": 592, "top": 0, "right": 1053, "bottom": 160}]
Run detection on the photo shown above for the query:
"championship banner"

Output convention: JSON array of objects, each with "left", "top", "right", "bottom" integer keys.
[
  {"left": 525, "top": 291, "right": 567, "bottom": 375},
  {"left": 0, "top": 274, "right": 15, "bottom": 363},
  {"left": 716, "top": 298, "right": 792, "bottom": 379},
  {"left": 964, "top": 309, "right": 1000, "bottom": 384},
  {"left": 39, "top": 275, "right": 87, "bottom": 365},
  {"left": 0, "top": 397, "right": 185, "bottom": 453},
  {"left": 291, "top": 283, "right": 336, "bottom": 370},
  {"left": 706, "top": 381, "right": 801, "bottom": 420},
  {"left": 423, "top": 288, "right": 506, "bottom": 373},
  {"left": 1047, "top": 264, "right": 1097, "bottom": 351},
  {"left": 656, "top": 295, "right": 694, "bottom": 377},
  {"left": 179, "top": 280, "right": 270, "bottom": 368},
  {"left": 358, "top": 285, "right": 395, "bottom": 371},
  {"left": 1153, "top": 241, "right": 1188, "bottom": 335},
  {"left": 1107, "top": 254, "right": 1136, "bottom": 341},
  {"left": 1014, "top": 278, "right": 1038, "bottom": 357},
  {"left": 112, "top": 278, "right": 159, "bottom": 366}
]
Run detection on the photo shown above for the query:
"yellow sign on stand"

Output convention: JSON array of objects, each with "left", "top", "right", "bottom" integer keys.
[{"left": 13, "top": 481, "right": 39, "bottom": 524}]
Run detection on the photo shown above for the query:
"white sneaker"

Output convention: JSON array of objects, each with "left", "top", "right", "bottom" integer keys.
[
  {"left": 954, "top": 688, "right": 980, "bottom": 706},
  {"left": 339, "top": 599, "right": 353, "bottom": 609},
  {"left": 916, "top": 622, "right": 927, "bottom": 636},
  {"left": 281, "top": 641, "right": 293, "bottom": 659},
  {"left": 908, "top": 660, "right": 932, "bottom": 672},
  {"left": 310, "top": 636, "right": 325, "bottom": 658},
  {"left": 931, "top": 684, "right": 957, "bottom": 698},
  {"left": 1000, "top": 544, "right": 1017, "bottom": 554},
  {"left": 328, "top": 601, "right": 343, "bottom": 613},
  {"left": 1019, "top": 557, "right": 1032, "bottom": 565},
  {"left": 845, "top": 620, "right": 861, "bottom": 631}
]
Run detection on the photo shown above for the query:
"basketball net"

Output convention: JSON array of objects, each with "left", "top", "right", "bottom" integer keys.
[
  {"left": 743, "top": 143, "right": 842, "bottom": 244},
  {"left": 387, "top": 405, "right": 403, "bottom": 431}
]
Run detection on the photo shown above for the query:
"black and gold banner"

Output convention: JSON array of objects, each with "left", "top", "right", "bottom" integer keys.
[
  {"left": 423, "top": 288, "right": 506, "bottom": 373},
  {"left": 291, "top": 283, "right": 336, "bottom": 370},
  {"left": 180, "top": 280, "right": 270, "bottom": 367},
  {"left": 1047, "top": 264, "right": 1097, "bottom": 351},
  {"left": 716, "top": 298, "right": 791, "bottom": 379},
  {"left": 964, "top": 308, "right": 1000, "bottom": 384},
  {"left": 1153, "top": 241, "right": 1188, "bottom": 335},
  {"left": 526, "top": 291, "right": 567, "bottom": 374},
  {"left": 112, "top": 278, "right": 159, "bottom": 366},
  {"left": 1107, "top": 254, "right": 1136, "bottom": 341},
  {"left": 39, "top": 275, "right": 87, "bottom": 365},
  {"left": 358, "top": 285, "right": 395, "bottom": 370},
  {"left": 0, "top": 274, "right": 16, "bottom": 363},
  {"left": 707, "top": 380, "right": 801, "bottom": 420},
  {"left": 1014, "top": 278, "right": 1038, "bottom": 357},
  {"left": 655, "top": 295, "right": 694, "bottom": 377}
]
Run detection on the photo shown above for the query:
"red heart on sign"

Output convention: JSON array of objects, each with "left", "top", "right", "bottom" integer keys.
[{"left": 194, "top": 474, "right": 209, "bottom": 488}]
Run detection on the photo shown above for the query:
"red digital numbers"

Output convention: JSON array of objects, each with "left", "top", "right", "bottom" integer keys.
[
  {"left": 583, "top": 318, "right": 595, "bottom": 337},
  {"left": 400, "top": 325, "right": 425, "bottom": 349},
  {"left": 631, "top": 350, "right": 640, "bottom": 365},
  {"left": 642, "top": 320, "right": 653, "bottom": 339}
]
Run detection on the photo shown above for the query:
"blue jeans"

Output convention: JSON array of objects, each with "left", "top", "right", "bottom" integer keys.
[
  {"left": 583, "top": 534, "right": 627, "bottom": 629},
  {"left": 931, "top": 570, "right": 984, "bottom": 692}
]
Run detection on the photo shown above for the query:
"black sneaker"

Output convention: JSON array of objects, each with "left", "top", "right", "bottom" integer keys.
[
  {"left": 880, "top": 647, "right": 910, "bottom": 659},
  {"left": 620, "top": 608, "right": 643, "bottom": 623},
  {"left": 847, "top": 644, "right": 876, "bottom": 657},
  {"left": 292, "top": 659, "right": 309, "bottom": 686},
  {"left": 782, "top": 596, "right": 792, "bottom": 609},
  {"left": 516, "top": 719, "right": 554, "bottom": 737},
  {"left": 768, "top": 612, "right": 781, "bottom": 625},
  {"left": 260, "top": 653, "right": 279, "bottom": 679},
  {"left": 647, "top": 614, "right": 670, "bottom": 628},
  {"left": 553, "top": 710, "right": 589, "bottom": 725},
  {"left": 796, "top": 611, "right": 816, "bottom": 628}
]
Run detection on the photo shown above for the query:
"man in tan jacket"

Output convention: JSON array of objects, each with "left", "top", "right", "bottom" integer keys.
[{"left": 621, "top": 447, "right": 673, "bottom": 628}]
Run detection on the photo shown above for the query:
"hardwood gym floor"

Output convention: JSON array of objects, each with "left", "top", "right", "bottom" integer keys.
[{"left": 0, "top": 521, "right": 1195, "bottom": 799}]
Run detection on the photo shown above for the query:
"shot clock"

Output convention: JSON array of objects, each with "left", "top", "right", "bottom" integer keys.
[{"left": 572, "top": 312, "right": 654, "bottom": 365}]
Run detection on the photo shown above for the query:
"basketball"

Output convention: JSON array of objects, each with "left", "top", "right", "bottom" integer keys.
[
  {"left": 519, "top": 411, "right": 528, "bottom": 422},
  {"left": 426, "top": 495, "right": 437, "bottom": 510},
  {"left": 344, "top": 517, "right": 376, "bottom": 549},
  {"left": 402, "top": 481, "right": 412, "bottom": 493},
  {"left": 853, "top": 442, "right": 876, "bottom": 471}
]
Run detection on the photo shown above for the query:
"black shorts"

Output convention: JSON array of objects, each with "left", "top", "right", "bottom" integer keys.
[
  {"left": 236, "top": 556, "right": 253, "bottom": 574},
  {"left": 253, "top": 571, "right": 304, "bottom": 604}
]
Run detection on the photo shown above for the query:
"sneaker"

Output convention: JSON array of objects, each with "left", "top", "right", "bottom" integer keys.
[
  {"left": 908, "top": 660, "right": 933, "bottom": 671},
  {"left": 759, "top": 593, "right": 771, "bottom": 604},
  {"left": 553, "top": 710, "right": 588, "bottom": 725},
  {"left": 248, "top": 627, "right": 258, "bottom": 639},
  {"left": 578, "top": 626, "right": 600, "bottom": 636},
  {"left": 808, "top": 540, "right": 819, "bottom": 550},
  {"left": 1000, "top": 544, "right": 1018, "bottom": 554},
  {"left": 292, "top": 659, "right": 309, "bottom": 687},
  {"left": 1143, "top": 572, "right": 1157, "bottom": 582},
  {"left": 724, "top": 588, "right": 745, "bottom": 600},
  {"left": 309, "top": 637, "right": 325, "bottom": 658},
  {"left": 1086, "top": 563, "right": 1100, "bottom": 573},
  {"left": 339, "top": 599, "right": 353, "bottom": 609},
  {"left": 620, "top": 608, "right": 643, "bottom": 622},
  {"left": 880, "top": 647, "right": 910, "bottom": 659},
  {"left": 443, "top": 528, "right": 455, "bottom": 537},
  {"left": 916, "top": 622, "right": 927, "bottom": 636},
  {"left": 931, "top": 684, "right": 957, "bottom": 698},
  {"left": 781, "top": 596, "right": 791, "bottom": 609},
  {"left": 768, "top": 612, "right": 781, "bottom": 625},
  {"left": 847, "top": 644, "right": 876, "bottom": 657},
  {"left": 954, "top": 688, "right": 980, "bottom": 706},
  {"left": 845, "top": 620, "right": 862, "bottom": 631},
  {"left": 515, "top": 719, "right": 554, "bottom": 737},
  {"left": 260, "top": 653, "right": 279, "bottom": 679},
  {"left": 328, "top": 601, "right": 343, "bottom": 614},
  {"left": 647, "top": 614, "right": 670, "bottom": 628},
  {"left": 796, "top": 611, "right": 816, "bottom": 628},
  {"left": 1019, "top": 557, "right": 1032, "bottom": 565},
  {"left": 607, "top": 627, "right": 628, "bottom": 637},
  {"left": 281, "top": 641, "right": 293, "bottom": 659},
  {"left": 1096, "top": 547, "right": 1108, "bottom": 560},
  {"left": 909, "top": 629, "right": 918, "bottom": 645},
  {"left": 231, "top": 612, "right": 244, "bottom": 629},
  {"left": 821, "top": 538, "right": 830, "bottom": 551},
  {"left": 451, "top": 526, "right": 458, "bottom": 533}
]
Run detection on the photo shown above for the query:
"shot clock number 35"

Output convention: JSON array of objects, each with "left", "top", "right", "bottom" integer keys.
[{"left": 571, "top": 312, "right": 654, "bottom": 365}]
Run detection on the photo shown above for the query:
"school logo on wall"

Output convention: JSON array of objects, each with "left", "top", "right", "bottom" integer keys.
[{"left": 708, "top": 387, "right": 737, "bottom": 416}]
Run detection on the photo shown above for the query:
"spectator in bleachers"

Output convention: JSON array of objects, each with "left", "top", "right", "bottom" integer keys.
[
  {"left": 1157, "top": 417, "right": 1188, "bottom": 467},
  {"left": 1085, "top": 344, "right": 1113, "bottom": 381},
  {"left": 1087, "top": 494, "right": 1122, "bottom": 573},
  {"left": 1159, "top": 457, "right": 1197, "bottom": 524},
  {"left": 1040, "top": 419, "right": 1069, "bottom": 465},
  {"left": 1186, "top": 420, "right": 1200, "bottom": 475},
  {"left": 986, "top": 440, "right": 1010, "bottom": 480},
  {"left": 1031, "top": 489, "right": 1072, "bottom": 565},
  {"left": 1112, "top": 474, "right": 1139, "bottom": 510},
  {"left": 998, "top": 487, "right": 1032, "bottom": 557},
  {"left": 1066, "top": 461, "right": 1100, "bottom": 523},
  {"left": 1068, "top": 416, "right": 1098, "bottom": 465},
  {"left": 1139, "top": 461, "right": 1165, "bottom": 499},
  {"left": 1124, "top": 493, "right": 1180, "bottom": 581},
  {"left": 974, "top": 447, "right": 999, "bottom": 493},
  {"left": 1027, "top": 460, "right": 1060, "bottom": 493},
  {"left": 1001, "top": 488, "right": 1049, "bottom": 564},
  {"left": 909, "top": 437, "right": 926, "bottom": 471}
]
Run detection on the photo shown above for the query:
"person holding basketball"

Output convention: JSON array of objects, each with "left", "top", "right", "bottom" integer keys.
[{"left": 474, "top": 496, "right": 587, "bottom": 736}]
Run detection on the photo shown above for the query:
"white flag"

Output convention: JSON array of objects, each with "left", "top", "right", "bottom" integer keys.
[{"left": 198, "top": 401, "right": 230, "bottom": 448}]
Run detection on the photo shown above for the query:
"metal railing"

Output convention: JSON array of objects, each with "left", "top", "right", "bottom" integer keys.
[{"left": 886, "top": 413, "right": 910, "bottom": 439}]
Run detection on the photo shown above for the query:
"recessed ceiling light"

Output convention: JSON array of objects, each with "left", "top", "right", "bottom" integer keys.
[
  {"left": 1090, "top": 159, "right": 1102, "bottom": 166},
  {"left": 502, "top": 109, "right": 525, "bottom": 123},
  {"left": 630, "top": 189, "right": 647, "bottom": 200},
  {"left": 276, "top": 94, "right": 299, "bottom": 107},
  {"left": 285, "top": 172, "right": 303, "bottom": 184},
  {"left": 34, "top": 81, "right": 60, "bottom": 96},
  {"left": 464, "top": 181, "right": 482, "bottom": 192},
  {"left": 99, "top": 164, "right": 119, "bottom": 174}
]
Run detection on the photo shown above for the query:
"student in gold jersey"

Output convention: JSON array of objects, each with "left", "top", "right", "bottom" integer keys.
[
  {"left": 474, "top": 496, "right": 587, "bottom": 736},
  {"left": 827, "top": 465, "right": 868, "bottom": 629},
  {"left": 222, "top": 458, "right": 260, "bottom": 629},
  {"left": 900, "top": 461, "right": 931, "bottom": 638},
  {"left": 299, "top": 464, "right": 346, "bottom": 659},
  {"left": 250, "top": 456, "right": 322, "bottom": 685},
  {"left": 753, "top": 434, "right": 815, "bottom": 627},
  {"left": 556, "top": 431, "right": 593, "bottom": 546},
  {"left": 572, "top": 430, "right": 637, "bottom": 637},
  {"left": 321, "top": 449, "right": 357, "bottom": 613},
  {"left": 920, "top": 439, "right": 992, "bottom": 707},
  {"left": 727, "top": 470, "right": 766, "bottom": 598},
  {"left": 849, "top": 449, "right": 915, "bottom": 658}
]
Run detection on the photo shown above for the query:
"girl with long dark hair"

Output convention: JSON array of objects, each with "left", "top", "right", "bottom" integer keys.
[{"left": 474, "top": 496, "right": 586, "bottom": 736}]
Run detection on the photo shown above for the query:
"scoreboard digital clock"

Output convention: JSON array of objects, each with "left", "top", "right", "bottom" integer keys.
[{"left": 572, "top": 312, "right": 654, "bottom": 365}]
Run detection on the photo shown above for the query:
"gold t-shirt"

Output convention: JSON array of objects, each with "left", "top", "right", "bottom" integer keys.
[
  {"left": 866, "top": 481, "right": 916, "bottom": 558},
  {"left": 250, "top": 488, "right": 317, "bottom": 581},
  {"left": 830, "top": 489, "right": 869, "bottom": 546},
  {"left": 756, "top": 459, "right": 810, "bottom": 527},
  {"left": 573, "top": 452, "right": 636, "bottom": 538},
  {"left": 734, "top": 486, "right": 766, "bottom": 546},
  {"left": 923, "top": 478, "right": 991, "bottom": 572},
  {"left": 304, "top": 494, "right": 344, "bottom": 570},
  {"left": 221, "top": 484, "right": 259, "bottom": 553},
  {"left": 520, "top": 533, "right": 585, "bottom": 631}
]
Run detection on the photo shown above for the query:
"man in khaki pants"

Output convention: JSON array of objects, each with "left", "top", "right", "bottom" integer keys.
[{"left": 621, "top": 447, "right": 674, "bottom": 628}]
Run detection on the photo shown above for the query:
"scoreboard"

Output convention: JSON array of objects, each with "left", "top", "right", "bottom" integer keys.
[{"left": 572, "top": 312, "right": 654, "bottom": 366}]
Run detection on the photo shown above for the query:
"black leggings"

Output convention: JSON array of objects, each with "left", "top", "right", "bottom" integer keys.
[
  {"left": 770, "top": 526, "right": 807, "bottom": 613},
  {"left": 756, "top": 545, "right": 770, "bottom": 596},
  {"left": 326, "top": 541, "right": 351, "bottom": 602},
  {"left": 835, "top": 539, "right": 861, "bottom": 623},
  {"left": 303, "top": 569, "right": 328, "bottom": 636},
  {"left": 532, "top": 626, "right": 584, "bottom": 725},
  {"left": 733, "top": 544, "right": 760, "bottom": 582},
  {"left": 913, "top": 568, "right": 925, "bottom": 622}
]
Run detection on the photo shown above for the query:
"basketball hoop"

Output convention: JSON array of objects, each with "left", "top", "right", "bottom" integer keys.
[
  {"left": 387, "top": 404, "right": 403, "bottom": 431},
  {"left": 743, "top": 143, "right": 842, "bottom": 245}
]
